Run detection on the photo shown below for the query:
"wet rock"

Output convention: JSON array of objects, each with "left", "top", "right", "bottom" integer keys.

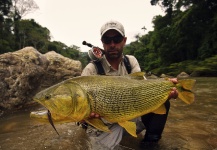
[
  {"left": 160, "top": 74, "right": 173, "bottom": 78},
  {"left": 0, "top": 47, "right": 82, "bottom": 112},
  {"left": 145, "top": 72, "right": 159, "bottom": 79},
  {"left": 42, "top": 51, "right": 81, "bottom": 88},
  {"left": 177, "top": 72, "right": 190, "bottom": 78}
]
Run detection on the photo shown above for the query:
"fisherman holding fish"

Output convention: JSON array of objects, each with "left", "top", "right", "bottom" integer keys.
[
  {"left": 81, "top": 20, "right": 178, "bottom": 149},
  {"left": 30, "top": 20, "right": 196, "bottom": 150}
]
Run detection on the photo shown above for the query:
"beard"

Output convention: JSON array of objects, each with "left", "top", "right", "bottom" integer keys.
[{"left": 105, "top": 48, "right": 123, "bottom": 59}]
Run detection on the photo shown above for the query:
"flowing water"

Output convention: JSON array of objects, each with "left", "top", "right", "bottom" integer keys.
[{"left": 0, "top": 77, "right": 216, "bottom": 150}]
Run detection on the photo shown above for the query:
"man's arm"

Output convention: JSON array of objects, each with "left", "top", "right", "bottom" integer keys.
[
  {"left": 81, "top": 63, "right": 97, "bottom": 76},
  {"left": 126, "top": 55, "right": 141, "bottom": 73}
]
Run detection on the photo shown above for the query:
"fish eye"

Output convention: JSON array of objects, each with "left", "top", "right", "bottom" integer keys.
[{"left": 45, "top": 94, "right": 51, "bottom": 100}]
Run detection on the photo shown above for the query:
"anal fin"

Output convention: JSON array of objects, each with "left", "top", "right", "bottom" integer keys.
[
  {"left": 85, "top": 118, "right": 110, "bottom": 132},
  {"left": 153, "top": 104, "right": 166, "bottom": 114},
  {"left": 118, "top": 121, "right": 137, "bottom": 137}
]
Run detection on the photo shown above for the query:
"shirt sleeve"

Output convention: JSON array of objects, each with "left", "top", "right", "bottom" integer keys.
[
  {"left": 81, "top": 63, "right": 97, "bottom": 76},
  {"left": 126, "top": 55, "right": 141, "bottom": 73}
]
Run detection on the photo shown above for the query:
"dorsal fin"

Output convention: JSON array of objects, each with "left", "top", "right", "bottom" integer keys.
[{"left": 126, "top": 72, "right": 146, "bottom": 80}]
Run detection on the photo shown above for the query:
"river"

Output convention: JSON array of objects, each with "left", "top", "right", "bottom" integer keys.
[{"left": 0, "top": 77, "right": 216, "bottom": 150}]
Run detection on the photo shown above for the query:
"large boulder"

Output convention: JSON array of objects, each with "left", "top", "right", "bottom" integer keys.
[
  {"left": 42, "top": 51, "right": 81, "bottom": 87},
  {"left": 0, "top": 47, "right": 82, "bottom": 112}
]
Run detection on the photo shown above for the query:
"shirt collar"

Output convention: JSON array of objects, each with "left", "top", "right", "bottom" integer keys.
[{"left": 101, "top": 54, "right": 125, "bottom": 73}]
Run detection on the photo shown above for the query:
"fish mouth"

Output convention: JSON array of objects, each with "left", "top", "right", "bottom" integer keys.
[
  {"left": 30, "top": 110, "right": 60, "bottom": 136},
  {"left": 32, "top": 98, "right": 60, "bottom": 135}
]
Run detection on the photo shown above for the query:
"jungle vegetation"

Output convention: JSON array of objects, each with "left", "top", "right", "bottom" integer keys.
[{"left": 0, "top": 0, "right": 217, "bottom": 76}]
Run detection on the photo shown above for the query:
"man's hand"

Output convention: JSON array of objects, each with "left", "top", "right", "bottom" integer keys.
[{"left": 168, "top": 78, "right": 178, "bottom": 99}]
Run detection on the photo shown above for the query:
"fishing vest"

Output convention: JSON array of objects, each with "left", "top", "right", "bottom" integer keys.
[{"left": 92, "top": 55, "right": 132, "bottom": 75}]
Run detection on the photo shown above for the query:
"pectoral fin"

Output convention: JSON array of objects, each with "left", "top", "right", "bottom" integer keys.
[
  {"left": 152, "top": 104, "right": 166, "bottom": 114},
  {"left": 85, "top": 118, "right": 110, "bottom": 133},
  {"left": 118, "top": 121, "right": 137, "bottom": 137}
]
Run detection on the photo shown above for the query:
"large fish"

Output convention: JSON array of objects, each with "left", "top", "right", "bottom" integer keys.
[{"left": 30, "top": 72, "right": 196, "bottom": 137}]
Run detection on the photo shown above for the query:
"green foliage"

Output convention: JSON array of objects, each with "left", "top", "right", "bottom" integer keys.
[
  {"left": 0, "top": 0, "right": 90, "bottom": 69},
  {"left": 18, "top": 19, "right": 51, "bottom": 51},
  {"left": 0, "top": 39, "right": 14, "bottom": 53},
  {"left": 46, "top": 40, "right": 89, "bottom": 68},
  {"left": 1, "top": 0, "right": 217, "bottom": 76},
  {"left": 124, "top": 0, "right": 217, "bottom": 76},
  {"left": 194, "top": 55, "right": 217, "bottom": 76},
  {"left": 47, "top": 41, "right": 67, "bottom": 54},
  {"left": 0, "top": 17, "right": 15, "bottom": 53},
  {"left": 79, "top": 52, "right": 90, "bottom": 69},
  {"left": 0, "top": 0, "right": 12, "bottom": 16},
  {"left": 161, "top": 55, "right": 217, "bottom": 76}
]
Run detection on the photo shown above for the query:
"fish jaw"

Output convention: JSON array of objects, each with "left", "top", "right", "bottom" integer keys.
[
  {"left": 30, "top": 110, "right": 49, "bottom": 123},
  {"left": 30, "top": 110, "right": 75, "bottom": 123},
  {"left": 33, "top": 80, "right": 91, "bottom": 123}
]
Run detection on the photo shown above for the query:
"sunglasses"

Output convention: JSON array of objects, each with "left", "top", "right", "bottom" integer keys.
[{"left": 101, "top": 36, "right": 124, "bottom": 44}]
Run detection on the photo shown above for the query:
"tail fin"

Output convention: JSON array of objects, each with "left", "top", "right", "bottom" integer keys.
[{"left": 177, "top": 79, "right": 196, "bottom": 104}]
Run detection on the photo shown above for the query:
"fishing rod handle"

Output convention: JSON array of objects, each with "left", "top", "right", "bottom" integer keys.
[
  {"left": 82, "top": 41, "right": 105, "bottom": 61},
  {"left": 82, "top": 41, "right": 93, "bottom": 48}
]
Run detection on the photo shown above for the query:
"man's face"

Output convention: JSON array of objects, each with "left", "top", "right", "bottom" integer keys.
[{"left": 101, "top": 29, "right": 127, "bottom": 59}]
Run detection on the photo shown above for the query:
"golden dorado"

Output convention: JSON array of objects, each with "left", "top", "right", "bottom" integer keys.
[{"left": 30, "top": 72, "right": 196, "bottom": 137}]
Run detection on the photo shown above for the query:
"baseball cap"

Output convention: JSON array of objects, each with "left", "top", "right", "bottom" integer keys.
[{"left": 100, "top": 20, "right": 125, "bottom": 37}]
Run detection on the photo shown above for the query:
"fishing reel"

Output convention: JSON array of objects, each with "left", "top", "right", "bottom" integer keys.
[{"left": 82, "top": 41, "right": 104, "bottom": 61}]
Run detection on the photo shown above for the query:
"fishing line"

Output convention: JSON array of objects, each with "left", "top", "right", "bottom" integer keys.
[{"left": 47, "top": 110, "right": 60, "bottom": 136}]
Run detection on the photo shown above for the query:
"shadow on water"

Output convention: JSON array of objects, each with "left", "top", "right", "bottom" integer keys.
[{"left": 0, "top": 77, "right": 217, "bottom": 150}]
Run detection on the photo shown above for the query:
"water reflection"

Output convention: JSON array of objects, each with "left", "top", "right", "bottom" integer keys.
[
  {"left": 0, "top": 110, "right": 91, "bottom": 150},
  {"left": 0, "top": 77, "right": 216, "bottom": 150}
]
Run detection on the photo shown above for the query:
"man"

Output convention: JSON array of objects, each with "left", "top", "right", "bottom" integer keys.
[
  {"left": 81, "top": 20, "right": 178, "bottom": 149},
  {"left": 81, "top": 20, "right": 140, "bottom": 76}
]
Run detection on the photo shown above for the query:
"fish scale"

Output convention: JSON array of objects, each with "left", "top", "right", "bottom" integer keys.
[{"left": 71, "top": 76, "right": 174, "bottom": 122}]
